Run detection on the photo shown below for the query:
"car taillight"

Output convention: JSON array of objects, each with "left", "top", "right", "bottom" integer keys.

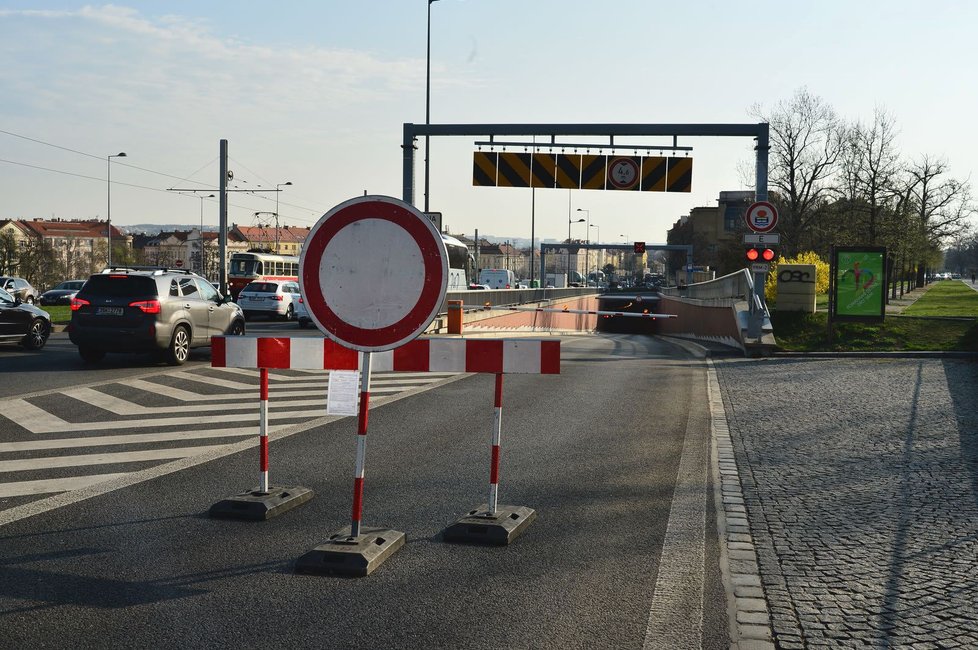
[
  {"left": 70, "top": 297, "right": 90, "bottom": 311},
  {"left": 129, "top": 299, "right": 161, "bottom": 314},
  {"left": 273, "top": 295, "right": 283, "bottom": 301},
  {"left": 298, "top": 297, "right": 304, "bottom": 303}
]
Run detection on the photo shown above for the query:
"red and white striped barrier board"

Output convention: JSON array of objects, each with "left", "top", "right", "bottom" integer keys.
[
  {"left": 211, "top": 336, "right": 358, "bottom": 370},
  {"left": 211, "top": 336, "right": 560, "bottom": 374},
  {"left": 370, "top": 338, "right": 559, "bottom": 374}
]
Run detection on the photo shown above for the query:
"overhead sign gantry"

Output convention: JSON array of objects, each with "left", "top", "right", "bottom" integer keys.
[{"left": 400, "top": 122, "right": 771, "bottom": 337}]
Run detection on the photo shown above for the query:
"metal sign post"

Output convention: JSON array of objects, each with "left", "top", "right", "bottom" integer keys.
[{"left": 295, "top": 195, "right": 448, "bottom": 577}]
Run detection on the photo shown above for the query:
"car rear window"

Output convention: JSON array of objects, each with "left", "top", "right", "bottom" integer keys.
[
  {"left": 243, "top": 282, "right": 278, "bottom": 293},
  {"left": 81, "top": 275, "right": 158, "bottom": 297}
]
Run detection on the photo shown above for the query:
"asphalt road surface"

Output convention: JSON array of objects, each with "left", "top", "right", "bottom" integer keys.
[{"left": 0, "top": 332, "right": 728, "bottom": 649}]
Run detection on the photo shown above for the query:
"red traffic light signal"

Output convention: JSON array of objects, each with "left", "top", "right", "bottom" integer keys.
[
  {"left": 633, "top": 241, "right": 646, "bottom": 254},
  {"left": 745, "top": 247, "right": 775, "bottom": 262}
]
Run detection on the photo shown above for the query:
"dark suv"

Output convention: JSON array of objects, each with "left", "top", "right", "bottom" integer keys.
[{"left": 69, "top": 268, "right": 246, "bottom": 365}]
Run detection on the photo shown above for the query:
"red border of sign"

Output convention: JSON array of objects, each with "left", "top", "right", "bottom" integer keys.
[
  {"left": 299, "top": 196, "right": 448, "bottom": 352},
  {"left": 607, "top": 157, "right": 640, "bottom": 190},
  {"left": 744, "top": 200, "right": 779, "bottom": 233}
]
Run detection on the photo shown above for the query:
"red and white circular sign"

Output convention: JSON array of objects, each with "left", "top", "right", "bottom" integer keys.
[
  {"left": 174, "top": 259, "right": 184, "bottom": 268},
  {"left": 607, "top": 157, "right": 640, "bottom": 190},
  {"left": 744, "top": 201, "right": 779, "bottom": 233},
  {"left": 299, "top": 196, "right": 448, "bottom": 352}
]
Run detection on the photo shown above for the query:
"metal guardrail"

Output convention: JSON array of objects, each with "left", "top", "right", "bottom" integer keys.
[
  {"left": 440, "top": 287, "right": 593, "bottom": 314},
  {"left": 659, "top": 268, "right": 752, "bottom": 302}
]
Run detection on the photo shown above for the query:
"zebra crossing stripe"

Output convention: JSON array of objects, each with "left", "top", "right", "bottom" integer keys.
[
  {"left": 0, "top": 428, "right": 262, "bottom": 452},
  {"left": 0, "top": 446, "right": 229, "bottom": 473},
  {"left": 0, "top": 474, "right": 130, "bottom": 499}
]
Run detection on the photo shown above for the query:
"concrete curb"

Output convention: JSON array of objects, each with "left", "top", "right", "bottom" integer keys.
[{"left": 659, "top": 336, "right": 775, "bottom": 648}]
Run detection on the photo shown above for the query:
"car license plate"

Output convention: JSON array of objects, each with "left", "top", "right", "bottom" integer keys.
[{"left": 96, "top": 306, "right": 124, "bottom": 316}]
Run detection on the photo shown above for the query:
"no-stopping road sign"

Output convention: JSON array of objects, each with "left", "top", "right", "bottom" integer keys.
[
  {"left": 299, "top": 195, "right": 449, "bottom": 352},
  {"left": 744, "top": 201, "right": 779, "bottom": 233}
]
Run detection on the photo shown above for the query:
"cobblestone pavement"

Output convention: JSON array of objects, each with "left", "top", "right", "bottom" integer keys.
[{"left": 715, "top": 357, "right": 978, "bottom": 649}]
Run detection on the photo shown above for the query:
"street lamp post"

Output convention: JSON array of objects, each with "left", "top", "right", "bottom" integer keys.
[
  {"left": 577, "top": 208, "right": 589, "bottom": 284},
  {"left": 590, "top": 223, "right": 600, "bottom": 284},
  {"left": 620, "top": 234, "right": 629, "bottom": 281},
  {"left": 199, "top": 193, "right": 215, "bottom": 277},
  {"left": 568, "top": 216, "right": 585, "bottom": 282},
  {"left": 106, "top": 152, "right": 126, "bottom": 268},
  {"left": 425, "top": 0, "right": 441, "bottom": 212},
  {"left": 275, "top": 181, "right": 292, "bottom": 253}
]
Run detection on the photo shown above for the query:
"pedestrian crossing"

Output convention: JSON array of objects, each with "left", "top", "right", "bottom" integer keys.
[{"left": 0, "top": 366, "right": 462, "bottom": 503}]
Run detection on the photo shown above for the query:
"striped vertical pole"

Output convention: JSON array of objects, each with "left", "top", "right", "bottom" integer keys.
[
  {"left": 258, "top": 367, "right": 269, "bottom": 493},
  {"left": 488, "top": 373, "right": 503, "bottom": 516},
  {"left": 350, "top": 351, "right": 372, "bottom": 538}
]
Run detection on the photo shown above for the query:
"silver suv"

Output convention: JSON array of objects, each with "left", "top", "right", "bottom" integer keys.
[
  {"left": 69, "top": 267, "right": 246, "bottom": 365},
  {"left": 0, "top": 276, "right": 38, "bottom": 304}
]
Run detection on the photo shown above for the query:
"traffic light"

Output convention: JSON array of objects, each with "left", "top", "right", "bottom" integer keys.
[
  {"left": 633, "top": 241, "right": 646, "bottom": 254},
  {"left": 745, "top": 247, "right": 775, "bottom": 262}
]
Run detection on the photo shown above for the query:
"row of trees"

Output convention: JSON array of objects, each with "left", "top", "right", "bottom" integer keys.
[
  {"left": 0, "top": 232, "right": 138, "bottom": 289},
  {"left": 751, "top": 88, "right": 975, "bottom": 283}
]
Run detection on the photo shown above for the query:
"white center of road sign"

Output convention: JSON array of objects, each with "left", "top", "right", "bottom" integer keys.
[
  {"left": 324, "top": 220, "right": 424, "bottom": 329},
  {"left": 299, "top": 195, "right": 448, "bottom": 352}
]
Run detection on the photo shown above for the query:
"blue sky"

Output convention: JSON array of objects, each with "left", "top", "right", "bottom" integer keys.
[{"left": 1, "top": 1, "right": 975, "bottom": 244}]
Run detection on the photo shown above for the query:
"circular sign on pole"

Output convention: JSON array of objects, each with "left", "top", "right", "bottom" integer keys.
[
  {"left": 745, "top": 201, "right": 779, "bottom": 233},
  {"left": 607, "top": 157, "right": 640, "bottom": 190},
  {"left": 174, "top": 259, "right": 184, "bottom": 268},
  {"left": 299, "top": 195, "right": 449, "bottom": 352}
]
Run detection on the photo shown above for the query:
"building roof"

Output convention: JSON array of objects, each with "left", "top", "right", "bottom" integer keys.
[
  {"left": 18, "top": 218, "right": 124, "bottom": 239},
  {"left": 234, "top": 225, "right": 310, "bottom": 244}
]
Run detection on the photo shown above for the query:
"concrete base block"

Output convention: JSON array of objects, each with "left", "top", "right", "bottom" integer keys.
[
  {"left": 208, "top": 485, "right": 313, "bottom": 521},
  {"left": 442, "top": 504, "right": 536, "bottom": 546},
  {"left": 295, "top": 526, "right": 406, "bottom": 577}
]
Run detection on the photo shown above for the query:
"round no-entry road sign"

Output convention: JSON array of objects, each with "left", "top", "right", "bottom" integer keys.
[
  {"left": 299, "top": 195, "right": 449, "bottom": 352},
  {"left": 745, "top": 201, "right": 779, "bottom": 233}
]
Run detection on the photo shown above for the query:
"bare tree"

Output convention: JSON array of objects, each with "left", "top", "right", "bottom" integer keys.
[
  {"left": 843, "top": 107, "right": 903, "bottom": 244},
  {"left": 750, "top": 88, "right": 845, "bottom": 255}
]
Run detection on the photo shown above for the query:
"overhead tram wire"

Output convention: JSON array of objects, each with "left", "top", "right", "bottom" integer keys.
[
  {"left": 1, "top": 127, "right": 329, "bottom": 222},
  {"left": 0, "top": 127, "right": 221, "bottom": 188}
]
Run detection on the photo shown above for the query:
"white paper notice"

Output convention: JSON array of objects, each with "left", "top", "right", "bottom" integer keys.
[{"left": 326, "top": 370, "right": 360, "bottom": 416}]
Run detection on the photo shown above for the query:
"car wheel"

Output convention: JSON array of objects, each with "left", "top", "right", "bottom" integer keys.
[
  {"left": 166, "top": 325, "right": 191, "bottom": 365},
  {"left": 79, "top": 346, "right": 105, "bottom": 363},
  {"left": 25, "top": 295, "right": 35, "bottom": 305},
  {"left": 21, "top": 318, "right": 49, "bottom": 350},
  {"left": 230, "top": 320, "right": 245, "bottom": 336},
  {"left": 284, "top": 303, "right": 295, "bottom": 321}
]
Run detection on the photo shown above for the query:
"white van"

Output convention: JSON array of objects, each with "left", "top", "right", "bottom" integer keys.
[{"left": 478, "top": 269, "right": 516, "bottom": 289}]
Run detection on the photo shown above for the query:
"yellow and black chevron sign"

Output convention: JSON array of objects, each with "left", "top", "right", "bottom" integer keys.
[
  {"left": 472, "top": 151, "right": 497, "bottom": 186},
  {"left": 555, "top": 154, "right": 582, "bottom": 189},
  {"left": 666, "top": 157, "right": 693, "bottom": 192},
  {"left": 531, "top": 153, "right": 556, "bottom": 188},
  {"left": 581, "top": 155, "right": 606, "bottom": 190},
  {"left": 641, "top": 157, "right": 667, "bottom": 192},
  {"left": 497, "top": 152, "right": 532, "bottom": 187}
]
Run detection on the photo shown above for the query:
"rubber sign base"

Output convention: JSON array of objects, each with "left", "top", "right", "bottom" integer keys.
[
  {"left": 442, "top": 504, "right": 537, "bottom": 546},
  {"left": 294, "top": 526, "right": 406, "bottom": 578},
  {"left": 208, "top": 486, "right": 314, "bottom": 521}
]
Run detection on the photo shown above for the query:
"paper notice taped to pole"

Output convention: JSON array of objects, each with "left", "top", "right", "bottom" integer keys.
[{"left": 327, "top": 370, "right": 360, "bottom": 416}]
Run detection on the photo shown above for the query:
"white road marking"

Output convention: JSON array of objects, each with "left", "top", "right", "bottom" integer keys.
[
  {"left": 0, "top": 371, "right": 471, "bottom": 527},
  {"left": 0, "top": 445, "right": 229, "bottom": 472},
  {"left": 0, "top": 427, "right": 264, "bottom": 452},
  {"left": 0, "top": 473, "right": 130, "bottom": 498},
  {"left": 643, "top": 366, "right": 708, "bottom": 650}
]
